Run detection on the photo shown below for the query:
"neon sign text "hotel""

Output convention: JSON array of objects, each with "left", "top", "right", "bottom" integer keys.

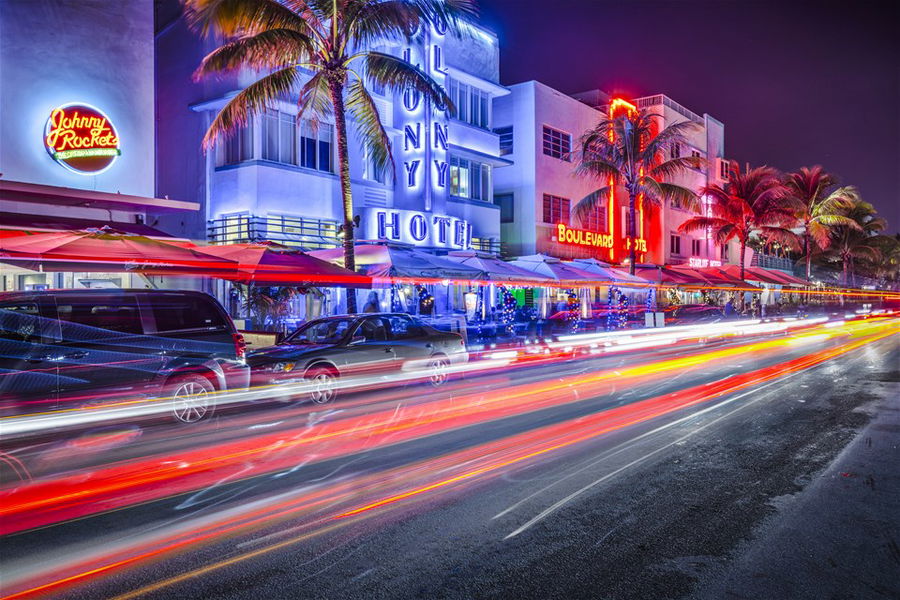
[{"left": 44, "top": 103, "right": 121, "bottom": 174}]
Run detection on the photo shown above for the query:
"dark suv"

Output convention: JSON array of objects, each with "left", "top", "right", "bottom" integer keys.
[{"left": 0, "top": 289, "right": 249, "bottom": 423}]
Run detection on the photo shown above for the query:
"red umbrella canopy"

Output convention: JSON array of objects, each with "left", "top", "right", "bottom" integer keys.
[
  {"left": 0, "top": 227, "right": 233, "bottom": 272},
  {"left": 202, "top": 242, "right": 370, "bottom": 286}
]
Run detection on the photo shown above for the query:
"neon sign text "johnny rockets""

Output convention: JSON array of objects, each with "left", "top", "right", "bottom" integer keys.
[{"left": 44, "top": 104, "right": 121, "bottom": 174}]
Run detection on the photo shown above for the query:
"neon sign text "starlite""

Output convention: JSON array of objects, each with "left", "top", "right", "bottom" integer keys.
[{"left": 44, "top": 104, "right": 121, "bottom": 174}]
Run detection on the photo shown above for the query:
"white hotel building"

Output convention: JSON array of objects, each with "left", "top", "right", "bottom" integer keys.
[
  {"left": 492, "top": 81, "right": 735, "bottom": 267},
  {"left": 155, "top": 4, "right": 509, "bottom": 256}
]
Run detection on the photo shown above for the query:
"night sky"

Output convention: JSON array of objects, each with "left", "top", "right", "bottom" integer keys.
[{"left": 479, "top": 0, "right": 899, "bottom": 232}]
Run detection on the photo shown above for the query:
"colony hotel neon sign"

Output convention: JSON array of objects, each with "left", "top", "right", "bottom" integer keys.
[{"left": 44, "top": 103, "right": 121, "bottom": 174}]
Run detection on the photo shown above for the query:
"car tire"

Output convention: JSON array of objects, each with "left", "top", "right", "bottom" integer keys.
[
  {"left": 167, "top": 374, "right": 215, "bottom": 424},
  {"left": 306, "top": 366, "right": 338, "bottom": 404},
  {"left": 427, "top": 355, "right": 450, "bottom": 387}
]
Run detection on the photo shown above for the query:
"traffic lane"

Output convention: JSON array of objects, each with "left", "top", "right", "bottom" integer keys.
[
  {"left": 1, "top": 320, "right": 858, "bottom": 536},
  {"left": 0, "top": 320, "right": 848, "bottom": 483},
  {"left": 3, "top": 325, "right": 892, "bottom": 597},
  {"left": 63, "top": 331, "right": 898, "bottom": 600}
]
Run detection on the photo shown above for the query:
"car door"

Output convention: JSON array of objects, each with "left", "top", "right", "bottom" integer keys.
[
  {"left": 0, "top": 298, "right": 60, "bottom": 415},
  {"left": 52, "top": 293, "right": 164, "bottom": 407},
  {"left": 342, "top": 316, "right": 397, "bottom": 377},
  {"left": 385, "top": 315, "right": 432, "bottom": 372}
]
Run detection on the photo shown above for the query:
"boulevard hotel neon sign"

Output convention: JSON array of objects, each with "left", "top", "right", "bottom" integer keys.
[
  {"left": 555, "top": 223, "right": 647, "bottom": 253},
  {"left": 44, "top": 103, "right": 121, "bottom": 174}
]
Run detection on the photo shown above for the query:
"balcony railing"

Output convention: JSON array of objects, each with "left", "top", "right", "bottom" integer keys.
[
  {"left": 753, "top": 253, "right": 795, "bottom": 272},
  {"left": 208, "top": 215, "right": 340, "bottom": 250},
  {"left": 636, "top": 95, "right": 704, "bottom": 124}
]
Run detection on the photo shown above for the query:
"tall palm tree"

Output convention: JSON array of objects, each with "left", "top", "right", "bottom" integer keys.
[
  {"left": 784, "top": 165, "right": 861, "bottom": 282},
  {"left": 575, "top": 105, "right": 700, "bottom": 275},
  {"left": 825, "top": 198, "right": 886, "bottom": 286},
  {"left": 678, "top": 162, "right": 797, "bottom": 282},
  {"left": 184, "top": 0, "right": 474, "bottom": 311}
]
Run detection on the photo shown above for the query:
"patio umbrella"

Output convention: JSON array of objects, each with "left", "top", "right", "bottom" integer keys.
[
  {"left": 308, "top": 244, "right": 484, "bottom": 280},
  {"left": 506, "top": 254, "right": 600, "bottom": 284},
  {"left": 201, "top": 242, "right": 370, "bottom": 287},
  {"left": 571, "top": 258, "right": 648, "bottom": 287},
  {"left": 633, "top": 264, "right": 702, "bottom": 286},
  {"left": 444, "top": 250, "right": 552, "bottom": 283},
  {"left": 0, "top": 226, "right": 233, "bottom": 273}
]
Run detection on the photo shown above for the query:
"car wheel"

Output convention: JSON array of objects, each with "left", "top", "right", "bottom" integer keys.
[
  {"left": 168, "top": 374, "right": 215, "bottom": 423},
  {"left": 427, "top": 356, "right": 450, "bottom": 387},
  {"left": 306, "top": 367, "right": 337, "bottom": 404}
]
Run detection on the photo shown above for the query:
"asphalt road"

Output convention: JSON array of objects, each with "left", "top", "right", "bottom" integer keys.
[{"left": 2, "top": 318, "right": 898, "bottom": 600}]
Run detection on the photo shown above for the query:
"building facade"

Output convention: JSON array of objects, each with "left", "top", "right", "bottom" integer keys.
[
  {"left": 155, "top": 4, "right": 509, "bottom": 256},
  {"left": 0, "top": 0, "right": 199, "bottom": 291},
  {"left": 493, "top": 82, "right": 734, "bottom": 267}
]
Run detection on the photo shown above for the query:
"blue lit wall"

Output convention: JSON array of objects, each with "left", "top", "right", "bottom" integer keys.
[{"left": 0, "top": 0, "right": 155, "bottom": 197}]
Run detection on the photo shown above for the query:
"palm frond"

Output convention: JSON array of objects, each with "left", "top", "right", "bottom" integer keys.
[
  {"left": 758, "top": 226, "right": 802, "bottom": 251},
  {"left": 572, "top": 187, "right": 612, "bottom": 221},
  {"left": 363, "top": 51, "right": 452, "bottom": 110},
  {"left": 194, "top": 28, "right": 316, "bottom": 80},
  {"left": 574, "top": 157, "right": 622, "bottom": 182},
  {"left": 654, "top": 182, "right": 698, "bottom": 211},
  {"left": 345, "top": 78, "right": 394, "bottom": 180},
  {"left": 650, "top": 156, "right": 702, "bottom": 180},
  {"left": 296, "top": 70, "right": 332, "bottom": 126},
  {"left": 203, "top": 65, "right": 302, "bottom": 149},
  {"left": 183, "top": 0, "right": 314, "bottom": 37}
]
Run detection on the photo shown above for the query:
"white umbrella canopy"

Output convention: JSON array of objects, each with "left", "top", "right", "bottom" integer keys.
[
  {"left": 308, "top": 244, "right": 484, "bottom": 280},
  {"left": 570, "top": 258, "right": 648, "bottom": 286},
  {"left": 506, "top": 254, "right": 599, "bottom": 284},
  {"left": 445, "top": 251, "right": 553, "bottom": 283}
]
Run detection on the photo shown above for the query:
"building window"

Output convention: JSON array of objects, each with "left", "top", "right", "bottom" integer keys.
[
  {"left": 579, "top": 204, "right": 606, "bottom": 232},
  {"left": 691, "top": 239, "right": 702, "bottom": 256},
  {"left": 471, "top": 237, "right": 497, "bottom": 253},
  {"left": 670, "top": 234, "right": 682, "bottom": 256},
  {"left": 691, "top": 150, "right": 701, "bottom": 159},
  {"left": 495, "top": 126, "right": 513, "bottom": 155},
  {"left": 221, "top": 213, "right": 250, "bottom": 243},
  {"left": 450, "top": 155, "right": 491, "bottom": 201},
  {"left": 448, "top": 78, "right": 490, "bottom": 129},
  {"left": 721, "top": 244, "right": 728, "bottom": 260},
  {"left": 719, "top": 160, "right": 730, "bottom": 180},
  {"left": 495, "top": 193, "right": 514, "bottom": 223},
  {"left": 224, "top": 121, "right": 254, "bottom": 165},
  {"left": 543, "top": 194, "right": 570, "bottom": 225},
  {"left": 300, "top": 121, "right": 333, "bottom": 172},
  {"left": 670, "top": 143, "right": 681, "bottom": 159},
  {"left": 542, "top": 126, "right": 571, "bottom": 161},
  {"left": 262, "top": 109, "right": 297, "bottom": 165},
  {"left": 364, "top": 146, "right": 386, "bottom": 184}
]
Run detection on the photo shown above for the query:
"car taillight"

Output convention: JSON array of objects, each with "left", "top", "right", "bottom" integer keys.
[{"left": 233, "top": 332, "right": 247, "bottom": 359}]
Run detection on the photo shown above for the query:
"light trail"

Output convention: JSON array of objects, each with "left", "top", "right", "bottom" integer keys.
[{"left": 2, "top": 318, "right": 895, "bottom": 600}]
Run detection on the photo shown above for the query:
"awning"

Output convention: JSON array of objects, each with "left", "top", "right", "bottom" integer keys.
[
  {"left": 308, "top": 244, "right": 484, "bottom": 280},
  {"left": 444, "top": 251, "right": 553, "bottom": 283},
  {"left": 633, "top": 265, "right": 702, "bottom": 285},
  {"left": 202, "top": 242, "right": 370, "bottom": 287},
  {"left": 506, "top": 254, "right": 600, "bottom": 284},
  {"left": 0, "top": 227, "right": 233, "bottom": 273},
  {"left": 719, "top": 264, "right": 787, "bottom": 286},
  {"left": 0, "top": 212, "right": 181, "bottom": 239}
]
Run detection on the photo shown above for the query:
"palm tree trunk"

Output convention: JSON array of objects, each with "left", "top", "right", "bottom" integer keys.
[
  {"left": 628, "top": 187, "right": 637, "bottom": 275},
  {"left": 739, "top": 238, "right": 746, "bottom": 282},
  {"left": 328, "top": 76, "right": 358, "bottom": 314},
  {"left": 842, "top": 253, "right": 850, "bottom": 287},
  {"left": 804, "top": 231, "right": 811, "bottom": 282}
]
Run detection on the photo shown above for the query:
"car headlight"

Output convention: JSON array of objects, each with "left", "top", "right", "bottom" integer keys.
[{"left": 273, "top": 362, "right": 296, "bottom": 373}]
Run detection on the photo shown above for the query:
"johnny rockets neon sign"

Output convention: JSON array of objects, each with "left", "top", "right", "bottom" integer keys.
[{"left": 44, "top": 103, "right": 121, "bottom": 174}]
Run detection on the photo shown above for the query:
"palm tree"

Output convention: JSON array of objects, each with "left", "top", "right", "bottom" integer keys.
[
  {"left": 678, "top": 162, "right": 798, "bottom": 282},
  {"left": 184, "top": 0, "right": 474, "bottom": 311},
  {"left": 784, "top": 166, "right": 861, "bottom": 282},
  {"left": 575, "top": 105, "right": 700, "bottom": 275},
  {"left": 825, "top": 198, "right": 886, "bottom": 286}
]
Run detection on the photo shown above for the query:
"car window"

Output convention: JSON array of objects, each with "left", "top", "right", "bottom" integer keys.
[
  {"left": 146, "top": 294, "right": 226, "bottom": 333},
  {"left": 286, "top": 318, "right": 353, "bottom": 344},
  {"left": 0, "top": 303, "right": 50, "bottom": 343},
  {"left": 56, "top": 295, "right": 144, "bottom": 335},
  {"left": 387, "top": 316, "right": 425, "bottom": 340},
  {"left": 357, "top": 317, "right": 389, "bottom": 342}
]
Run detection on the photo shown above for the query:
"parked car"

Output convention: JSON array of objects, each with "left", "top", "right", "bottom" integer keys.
[
  {"left": 0, "top": 289, "right": 249, "bottom": 423},
  {"left": 247, "top": 313, "right": 468, "bottom": 404}
]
